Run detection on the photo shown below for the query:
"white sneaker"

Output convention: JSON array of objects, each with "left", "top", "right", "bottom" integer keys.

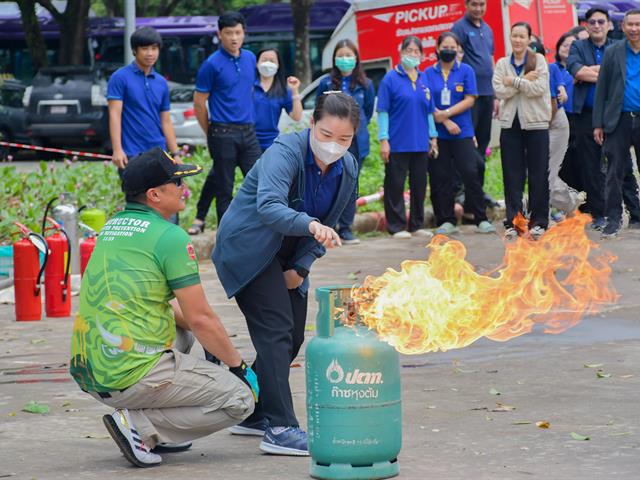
[
  {"left": 528, "top": 226, "right": 546, "bottom": 240},
  {"left": 504, "top": 227, "right": 519, "bottom": 241},
  {"left": 392, "top": 231, "right": 412, "bottom": 239},
  {"left": 103, "top": 409, "right": 162, "bottom": 468},
  {"left": 412, "top": 229, "right": 434, "bottom": 238}
]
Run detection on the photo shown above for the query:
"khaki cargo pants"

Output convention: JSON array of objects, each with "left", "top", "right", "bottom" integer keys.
[{"left": 91, "top": 328, "right": 254, "bottom": 448}]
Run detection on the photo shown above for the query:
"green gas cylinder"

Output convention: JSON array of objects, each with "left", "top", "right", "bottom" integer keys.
[
  {"left": 79, "top": 207, "right": 106, "bottom": 234},
  {"left": 306, "top": 286, "right": 401, "bottom": 480}
]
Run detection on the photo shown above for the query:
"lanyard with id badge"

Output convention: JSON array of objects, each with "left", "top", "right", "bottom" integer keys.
[{"left": 440, "top": 68, "right": 452, "bottom": 106}]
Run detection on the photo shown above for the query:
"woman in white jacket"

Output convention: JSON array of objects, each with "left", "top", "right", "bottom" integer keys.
[{"left": 493, "top": 22, "right": 551, "bottom": 240}]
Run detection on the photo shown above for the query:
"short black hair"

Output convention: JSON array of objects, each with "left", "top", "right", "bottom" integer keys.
[
  {"left": 585, "top": 7, "right": 609, "bottom": 21},
  {"left": 437, "top": 32, "right": 461, "bottom": 48},
  {"left": 511, "top": 21, "right": 532, "bottom": 37},
  {"left": 218, "top": 11, "right": 246, "bottom": 31},
  {"left": 124, "top": 191, "right": 148, "bottom": 203},
  {"left": 130, "top": 27, "right": 162, "bottom": 50},
  {"left": 313, "top": 92, "right": 360, "bottom": 132},
  {"left": 624, "top": 9, "right": 640, "bottom": 21},
  {"left": 554, "top": 32, "right": 575, "bottom": 63},
  {"left": 568, "top": 25, "right": 586, "bottom": 37},
  {"left": 401, "top": 36, "right": 423, "bottom": 53}
]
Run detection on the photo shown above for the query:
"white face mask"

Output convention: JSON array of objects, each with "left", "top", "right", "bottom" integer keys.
[
  {"left": 258, "top": 61, "right": 278, "bottom": 78},
  {"left": 310, "top": 125, "right": 349, "bottom": 166}
]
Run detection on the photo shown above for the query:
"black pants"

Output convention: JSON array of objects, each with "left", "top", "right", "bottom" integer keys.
[
  {"left": 471, "top": 94, "right": 494, "bottom": 185},
  {"left": 500, "top": 117, "right": 550, "bottom": 229},
  {"left": 430, "top": 138, "right": 488, "bottom": 226},
  {"left": 383, "top": 151, "right": 428, "bottom": 233},
  {"left": 603, "top": 112, "right": 640, "bottom": 226},
  {"left": 235, "top": 256, "right": 308, "bottom": 427},
  {"left": 565, "top": 111, "right": 640, "bottom": 219},
  {"left": 196, "top": 123, "right": 262, "bottom": 224},
  {"left": 560, "top": 113, "right": 583, "bottom": 192},
  {"left": 572, "top": 110, "right": 605, "bottom": 220}
]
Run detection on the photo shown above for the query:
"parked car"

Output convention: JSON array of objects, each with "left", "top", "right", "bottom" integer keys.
[
  {"left": 169, "top": 84, "right": 206, "bottom": 147},
  {"left": 0, "top": 79, "right": 29, "bottom": 159},
  {"left": 23, "top": 66, "right": 111, "bottom": 150}
]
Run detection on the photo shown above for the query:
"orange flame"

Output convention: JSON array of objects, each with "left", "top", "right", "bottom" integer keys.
[{"left": 351, "top": 213, "right": 619, "bottom": 354}]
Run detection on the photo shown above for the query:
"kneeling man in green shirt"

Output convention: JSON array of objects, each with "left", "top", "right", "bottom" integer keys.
[{"left": 70, "top": 147, "right": 258, "bottom": 468}]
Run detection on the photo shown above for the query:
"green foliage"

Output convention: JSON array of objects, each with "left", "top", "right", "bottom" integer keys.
[
  {"left": 0, "top": 123, "right": 505, "bottom": 244},
  {"left": 0, "top": 160, "right": 121, "bottom": 244}
]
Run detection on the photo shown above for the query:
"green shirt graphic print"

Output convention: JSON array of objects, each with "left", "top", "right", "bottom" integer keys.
[{"left": 70, "top": 203, "right": 200, "bottom": 392}]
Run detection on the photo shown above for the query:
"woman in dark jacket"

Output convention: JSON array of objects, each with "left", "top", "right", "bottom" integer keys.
[{"left": 212, "top": 93, "right": 360, "bottom": 456}]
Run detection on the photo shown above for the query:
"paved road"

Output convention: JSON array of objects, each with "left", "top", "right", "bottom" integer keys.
[{"left": 1, "top": 228, "right": 639, "bottom": 479}]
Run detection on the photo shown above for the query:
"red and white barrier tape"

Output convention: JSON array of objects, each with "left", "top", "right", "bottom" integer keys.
[{"left": 0, "top": 141, "right": 111, "bottom": 160}]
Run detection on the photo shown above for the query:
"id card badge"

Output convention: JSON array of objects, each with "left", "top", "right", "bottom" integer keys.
[{"left": 441, "top": 87, "right": 451, "bottom": 106}]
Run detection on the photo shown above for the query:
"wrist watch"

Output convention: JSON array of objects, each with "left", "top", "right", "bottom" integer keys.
[{"left": 294, "top": 266, "right": 309, "bottom": 278}]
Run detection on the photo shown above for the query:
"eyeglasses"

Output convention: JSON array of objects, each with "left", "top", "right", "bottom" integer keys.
[
  {"left": 588, "top": 19, "right": 607, "bottom": 26},
  {"left": 165, "top": 177, "right": 183, "bottom": 187}
]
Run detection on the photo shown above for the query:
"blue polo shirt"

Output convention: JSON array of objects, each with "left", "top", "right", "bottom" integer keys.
[
  {"left": 451, "top": 15, "right": 495, "bottom": 96},
  {"left": 254, "top": 82, "right": 293, "bottom": 150},
  {"left": 623, "top": 42, "right": 640, "bottom": 112},
  {"left": 549, "top": 61, "right": 561, "bottom": 101},
  {"left": 511, "top": 52, "right": 527, "bottom": 77},
  {"left": 195, "top": 48, "right": 256, "bottom": 124},
  {"left": 303, "top": 136, "right": 343, "bottom": 221},
  {"left": 553, "top": 62, "right": 574, "bottom": 113},
  {"left": 377, "top": 65, "right": 435, "bottom": 153},
  {"left": 584, "top": 43, "right": 606, "bottom": 109},
  {"left": 425, "top": 62, "right": 477, "bottom": 140},
  {"left": 107, "top": 62, "right": 170, "bottom": 156}
]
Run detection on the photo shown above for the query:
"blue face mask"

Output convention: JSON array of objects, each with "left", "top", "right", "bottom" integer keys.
[
  {"left": 335, "top": 56, "right": 357, "bottom": 73},
  {"left": 401, "top": 55, "right": 421, "bottom": 70}
]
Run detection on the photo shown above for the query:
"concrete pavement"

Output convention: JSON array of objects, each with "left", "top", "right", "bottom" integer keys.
[{"left": 1, "top": 225, "right": 639, "bottom": 479}]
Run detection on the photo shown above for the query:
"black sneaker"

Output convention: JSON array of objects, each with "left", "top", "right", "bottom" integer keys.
[
  {"left": 484, "top": 194, "right": 500, "bottom": 209},
  {"left": 228, "top": 417, "right": 268, "bottom": 436},
  {"left": 339, "top": 229, "right": 360, "bottom": 245},
  {"left": 601, "top": 221, "right": 621, "bottom": 239},
  {"left": 590, "top": 217, "right": 606, "bottom": 231},
  {"left": 150, "top": 441, "right": 193, "bottom": 453}
]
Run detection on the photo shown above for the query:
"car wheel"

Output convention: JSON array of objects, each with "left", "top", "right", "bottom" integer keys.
[{"left": 0, "top": 129, "right": 12, "bottom": 160}]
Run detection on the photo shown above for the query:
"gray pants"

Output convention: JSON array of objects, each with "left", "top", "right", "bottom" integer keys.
[
  {"left": 91, "top": 328, "right": 254, "bottom": 448},
  {"left": 549, "top": 108, "right": 581, "bottom": 213}
]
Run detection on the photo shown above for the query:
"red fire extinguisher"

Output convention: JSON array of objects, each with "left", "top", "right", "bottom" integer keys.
[
  {"left": 13, "top": 223, "right": 48, "bottom": 321},
  {"left": 79, "top": 223, "right": 97, "bottom": 278},
  {"left": 44, "top": 218, "right": 71, "bottom": 318}
]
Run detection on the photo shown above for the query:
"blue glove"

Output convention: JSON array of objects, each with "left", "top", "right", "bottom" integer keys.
[{"left": 230, "top": 361, "right": 260, "bottom": 402}]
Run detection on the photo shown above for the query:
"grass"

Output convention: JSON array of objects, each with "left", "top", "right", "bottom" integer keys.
[{"left": 0, "top": 119, "right": 505, "bottom": 243}]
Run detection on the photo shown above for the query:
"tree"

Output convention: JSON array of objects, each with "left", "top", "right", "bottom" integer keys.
[
  {"left": 37, "top": 0, "right": 92, "bottom": 65},
  {"left": 16, "top": 0, "right": 48, "bottom": 70},
  {"left": 291, "top": 0, "right": 313, "bottom": 86}
]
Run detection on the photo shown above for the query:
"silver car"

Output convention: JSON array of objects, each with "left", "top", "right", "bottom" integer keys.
[{"left": 169, "top": 84, "right": 206, "bottom": 147}]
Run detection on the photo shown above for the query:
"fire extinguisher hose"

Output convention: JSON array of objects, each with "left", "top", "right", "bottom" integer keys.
[
  {"left": 59, "top": 228, "right": 72, "bottom": 302},
  {"left": 42, "top": 196, "right": 58, "bottom": 235},
  {"left": 32, "top": 232, "right": 48, "bottom": 296}
]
